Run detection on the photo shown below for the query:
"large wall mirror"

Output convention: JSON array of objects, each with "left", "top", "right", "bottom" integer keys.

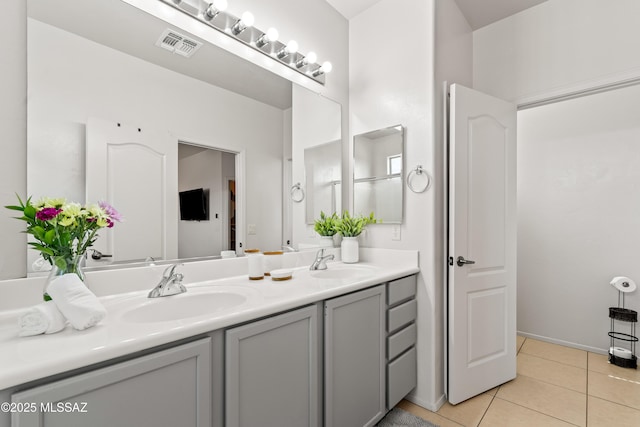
[
  {"left": 353, "top": 125, "right": 404, "bottom": 224},
  {"left": 24, "top": 0, "right": 341, "bottom": 275}
]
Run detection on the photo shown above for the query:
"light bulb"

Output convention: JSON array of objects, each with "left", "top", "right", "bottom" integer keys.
[
  {"left": 241, "top": 11, "right": 255, "bottom": 27},
  {"left": 256, "top": 28, "right": 279, "bottom": 48},
  {"left": 296, "top": 51, "right": 317, "bottom": 68},
  {"left": 277, "top": 40, "right": 299, "bottom": 59},
  {"left": 212, "top": 0, "right": 227, "bottom": 11},
  {"left": 286, "top": 40, "right": 299, "bottom": 54},
  {"left": 266, "top": 28, "right": 279, "bottom": 42},
  {"left": 204, "top": 0, "right": 227, "bottom": 20},
  {"left": 312, "top": 61, "right": 333, "bottom": 77},
  {"left": 231, "top": 11, "right": 255, "bottom": 35},
  {"left": 305, "top": 51, "right": 317, "bottom": 64}
]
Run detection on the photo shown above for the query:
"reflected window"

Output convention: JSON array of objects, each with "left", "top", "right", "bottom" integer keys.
[{"left": 387, "top": 154, "right": 402, "bottom": 175}]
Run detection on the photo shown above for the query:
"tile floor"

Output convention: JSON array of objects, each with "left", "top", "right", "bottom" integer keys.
[{"left": 398, "top": 336, "right": 640, "bottom": 426}]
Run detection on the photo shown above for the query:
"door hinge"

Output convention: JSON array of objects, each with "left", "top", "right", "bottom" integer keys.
[{"left": 448, "top": 257, "right": 454, "bottom": 266}]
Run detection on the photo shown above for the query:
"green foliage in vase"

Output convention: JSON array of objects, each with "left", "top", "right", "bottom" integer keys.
[
  {"left": 5, "top": 195, "right": 121, "bottom": 266},
  {"left": 335, "top": 211, "right": 377, "bottom": 237},
  {"left": 314, "top": 211, "right": 339, "bottom": 236}
]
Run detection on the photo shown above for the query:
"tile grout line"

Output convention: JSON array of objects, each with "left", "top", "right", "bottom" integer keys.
[
  {"left": 491, "top": 396, "right": 583, "bottom": 427},
  {"left": 476, "top": 390, "right": 497, "bottom": 426}
]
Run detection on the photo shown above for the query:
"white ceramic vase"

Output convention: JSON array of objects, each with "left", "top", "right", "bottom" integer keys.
[
  {"left": 319, "top": 235, "right": 335, "bottom": 248},
  {"left": 341, "top": 236, "right": 359, "bottom": 263}
]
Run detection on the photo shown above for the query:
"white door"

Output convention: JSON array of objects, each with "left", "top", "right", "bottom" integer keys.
[
  {"left": 447, "top": 84, "right": 517, "bottom": 404},
  {"left": 86, "top": 118, "right": 178, "bottom": 266}
]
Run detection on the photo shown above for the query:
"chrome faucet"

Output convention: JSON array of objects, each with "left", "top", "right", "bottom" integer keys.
[
  {"left": 148, "top": 263, "right": 186, "bottom": 298},
  {"left": 309, "top": 249, "right": 334, "bottom": 271}
]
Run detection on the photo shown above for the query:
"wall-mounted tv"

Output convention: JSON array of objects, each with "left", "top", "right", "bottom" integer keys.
[{"left": 179, "top": 188, "right": 209, "bottom": 221}]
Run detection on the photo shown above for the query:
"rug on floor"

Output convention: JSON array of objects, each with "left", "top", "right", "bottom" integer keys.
[{"left": 376, "top": 407, "right": 439, "bottom": 427}]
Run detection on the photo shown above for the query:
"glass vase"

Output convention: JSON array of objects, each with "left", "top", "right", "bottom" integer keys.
[{"left": 43, "top": 255, "right": 85, "bottom": 301}]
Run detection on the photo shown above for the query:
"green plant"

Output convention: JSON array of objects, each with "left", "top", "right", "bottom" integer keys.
[
  {"left": 314, "top": 211, "right": 338, "bottom": 236},
  {"left": 335, "top": 211, "right": 377, "bottom": 237},
  {"left": 5, "top": 195, "right": 121, "bottom": 266}
]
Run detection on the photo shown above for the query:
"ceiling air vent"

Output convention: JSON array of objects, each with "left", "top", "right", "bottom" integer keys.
[{"left": 155, "top": 29, "right": 202, "bottom": 58}]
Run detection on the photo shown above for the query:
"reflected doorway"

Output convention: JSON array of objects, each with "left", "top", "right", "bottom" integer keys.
[{"left": 178, "top": 143, "right": 236, "bottom": 258}]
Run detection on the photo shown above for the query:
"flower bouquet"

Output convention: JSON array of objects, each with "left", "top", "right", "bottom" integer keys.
[{"left": 6, "top": 195, "right": 121, "bottom": 300}]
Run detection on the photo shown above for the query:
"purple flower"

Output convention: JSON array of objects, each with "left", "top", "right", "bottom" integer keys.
[
  {"left": 36, "top": 207, "right": 62, "bottom": 221},
  {"left": 106, "top": 218, "right": 114, "bottom": 228},
  {"left": 99, "top": 201, "right": 122, "bottom": 222}
]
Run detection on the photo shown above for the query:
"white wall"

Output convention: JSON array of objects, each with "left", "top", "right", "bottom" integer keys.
[
  {"left": 433, "top": 0, "right": 473, "bottom": 409},
  {"left": 518, "top": 85, "right": 640, "bottom": 351},
  {"left": 28, "top": 19, "right": 284, "bottom": 257},
  {"left": 0, "top": 2, "right": 27, "bottom": 280},
  {"left": 475, "top": 0, "right": 640, "bottom": 352},
  {"left": 474, "top": 0, "right": 640, "bottom": 104},
  {"left": 350, "top": 0, "right": 443, "bottom": 410}
]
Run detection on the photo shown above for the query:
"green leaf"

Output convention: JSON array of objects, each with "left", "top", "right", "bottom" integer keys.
[
  {"left": 32, "top": 226, "right": 45, "bottom": 240},
  {"left": 44, "top": 229, "right": 56, "bottom": 245},
  {"left": 24, "top": 205, "right": 36, "bottom": 219},
  {"left": 5, "top": 205, "right": 24, "bottom": 211}
]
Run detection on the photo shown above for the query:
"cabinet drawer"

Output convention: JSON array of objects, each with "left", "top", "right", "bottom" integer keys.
[
  {"left": 387, "top": 346, "right": 417, "bottom": 410},
  {"left": 387, "top": 299, "right": 417, "bottom": 333},
  {"left": 387, "top": 275, "right": 417, "bottom": 306},
  {"left": 387, "top": 323, "right": 417, "bottom": 361}
]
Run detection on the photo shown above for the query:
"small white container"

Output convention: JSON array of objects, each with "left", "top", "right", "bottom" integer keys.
[
  {"left": 221, "top": 250, "right": 236, "bottom": 258},
  {"left": 341, "top": 236, "right": 359, "bottom": 263},
  {"left": 271, "top": 268, "right": 293, "bottom": 281},
  {"left": 245, "top": 249, "right": 264, "bottom": 280}
]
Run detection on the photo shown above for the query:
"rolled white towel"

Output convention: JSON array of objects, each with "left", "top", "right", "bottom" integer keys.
[
  {"left": 47, "top": 273, "right": 107, "bottom": 330},
  {"left": 18, "top": 301, "right": 67, "bottom": 337}
]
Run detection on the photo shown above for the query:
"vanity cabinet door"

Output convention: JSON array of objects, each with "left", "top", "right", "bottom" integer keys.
[
  {"left": 225, "top": 304, "right": 321, "bottom": 427},
  {"left": 324, "top": 285, "right": 386, "bottom": 427},
  {"left": 11, "top": 338, "right": 211, "bottom": 427}
]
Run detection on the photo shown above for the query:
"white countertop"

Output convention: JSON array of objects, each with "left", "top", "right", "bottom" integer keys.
[{"left": 0, "top": 248, "right": 419, "bottom": 390}]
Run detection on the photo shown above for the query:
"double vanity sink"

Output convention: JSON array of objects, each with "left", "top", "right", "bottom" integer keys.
[
  {"left": 116, "top": 263, "right": 377, "bottom": 324},
  {"left": 0, "top": 249, "right": 419, "bottom": 427}
]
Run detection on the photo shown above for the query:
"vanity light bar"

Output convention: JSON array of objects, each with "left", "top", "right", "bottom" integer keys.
[{"left": 161, "top": 0, "right": 331, "bottom": 85}]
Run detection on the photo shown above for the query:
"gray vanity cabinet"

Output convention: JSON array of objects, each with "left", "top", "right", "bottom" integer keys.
[
  {"left": 324, "top": 285, "right": 386, "bottom": 427},
  {"left": 10, "top": 338, "right": 211, "bottom": 427},
  {"left": 225, "top": 304, "right": 321, "bottom": 427}
]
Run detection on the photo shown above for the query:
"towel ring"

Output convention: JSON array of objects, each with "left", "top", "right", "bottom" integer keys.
[
  {"left": 291, "top": 183, "right": 305, "bottom": 203},
  {"left": 406, "top": 165, "right": 431, "bottom": 193}
]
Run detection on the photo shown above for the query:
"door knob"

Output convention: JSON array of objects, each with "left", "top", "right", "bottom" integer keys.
[{"left": 456, "top": 256, "right": 476, "bottom": 267}]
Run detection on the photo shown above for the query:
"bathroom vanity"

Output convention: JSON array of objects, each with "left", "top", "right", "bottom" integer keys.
[{"left": 0, "top": 249, "right": 418, "bottom": 427}]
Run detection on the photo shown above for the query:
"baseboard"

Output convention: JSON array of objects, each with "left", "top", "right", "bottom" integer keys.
[
  {"left": 517, "top": 331, "right": 608, "bottom": 355},
  {"left": 404, "top": 392, "right": 447, "bottom": 412}
]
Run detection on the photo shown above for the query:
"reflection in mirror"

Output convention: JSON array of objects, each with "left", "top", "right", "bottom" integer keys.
[
  {"left": 22, "top": 0, "right": 342, "bottom": 278},
  {"left": 353, "top": 125, "right": 404, "bottom": 224},
  {"left": 178, "top": 144, "right": 236, "bottom": 258},
  {"left": 304, "top": 140, "right": 342, "bottom": 224},
  {"left": 291, "top": 85, "right": 342, "bottom": 243}
]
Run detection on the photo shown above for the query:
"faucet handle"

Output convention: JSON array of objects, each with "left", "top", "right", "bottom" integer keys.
[
  {"left": 316, "top": 248, "right": 325, "bottom": 258},
  {"left": 163, "top": 263, "right": 183, "bottom": 278}
]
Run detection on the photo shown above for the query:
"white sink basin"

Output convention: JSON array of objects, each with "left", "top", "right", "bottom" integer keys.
[
  {"left": 120, "top": 292, "right": 246, "bottom": 323},
  {"left": 309, "top": 264, "right": 375, "bottom": 281}
]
